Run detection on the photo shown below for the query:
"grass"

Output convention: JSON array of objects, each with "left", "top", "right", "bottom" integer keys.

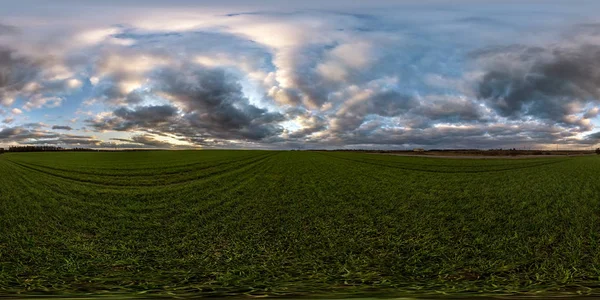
[{"left": 1, "top": 150, "right": 600, "bottom": 298}]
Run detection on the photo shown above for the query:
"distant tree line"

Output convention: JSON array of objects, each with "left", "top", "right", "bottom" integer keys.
[
  {"left": 5, "top": 146, "right": 95, "bottom": 152},
  {"left": 0, "top": 146, "right": 167, "bottom": 153},
  {"left": 8, "top": 146, "right": 65, "bottom": 152},
  {"left": 596, "top": 148, "right": 600, "bottom": 155},
  {"left": 71, "top": 148, "right": 96, "bottom": 152}
]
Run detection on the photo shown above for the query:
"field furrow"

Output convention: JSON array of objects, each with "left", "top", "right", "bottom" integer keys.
[{"left": 1, "top": 151, "right": 600, "bottom": 298}]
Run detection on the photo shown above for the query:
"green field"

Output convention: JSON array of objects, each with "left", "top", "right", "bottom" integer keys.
[{"left": 1, "top": 151, "right": 600, "bottom": 298}]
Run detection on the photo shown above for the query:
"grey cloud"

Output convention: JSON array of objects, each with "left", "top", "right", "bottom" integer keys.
[
  {"left": 0, "top": 126, "right": 59, "bottom": 142},
  {"left": 475, "top": 43, "right": 600, "bottom": 128},
  {"left": 0, "top": 127, "right": 21, "bottom": 139},
  {"left": 109, "top": 138, "right": 133, "bottom": 143},
  {"left": 324, "top": 90, "right": 493, "bottom": 141},
  {"left": 131, "top": 135, "right": 174, "bottom": 147},
  {"left": 415, "top": 96, "right": 488, "bottom": 124},
  {"left": 333, "top": 123, "right": 571, "bottom": 149},
  {"left": 0, "top": 23, "right": 18, "bottom": 35},
  {"left": 87, "top": 104, "right": 179, "bottom": 131},
  {"left": 21, "top": 136, "right": 103, "bottom": 146},
  {"left": 93, "top": 78, "right": 145, "bottom": 105},
  {"left": 0, "top": 47, "right": 41, "bottom": 106},
  {"left": 583, "top": 107, "right": 599, "bottom": 119},
  {"left": 22, "top": 122, "right": 46, "bottom": 128},
  {"left": 151, "top": 65, "right": 284, "bottom": 141},
  {"left": 0, "top": 46, "right": 80, "bottom": 109},
  {"left": 4, "top": 5, "right": 600, "bottom": 150},
  {"left": 110, "top": 135, "right": 194, "bottom": 148},
  {"left": 287, "top": 112, "right": 327, "bottom": 139},
  {"left": 563, "top": 23, "right": 600, "bottom": 40},
  {"left": 0, "top": 126, "right": 103, "bottom": 146},
  {"left": 113, "top": 105, "right": 178, "bottom": 129},
  {"left": 52, "top": 125, "right": 73, "bottom": 130},
  {"left": 283, "top": 47, "right": 332, "bottom": 108},
  {"left": 368, "top": 91, "right": 418, "bottom": 117},
  {"left": 86, "top": 65, "right": 284, "bottom": 144},
  {"left": 269, "top": 121, "right": 578, "bottom": 150},
  {"left": 330, "top": 90, "right": 417, "bottom": 133},
  {"left": 583, "top": 132, "right": 600, "bottom": 144},
  {"left": 456, "top": 17, "right": 507, "bottom": 27}
]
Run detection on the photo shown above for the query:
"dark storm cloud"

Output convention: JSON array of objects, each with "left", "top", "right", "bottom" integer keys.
[
  {"left": 52, "top": 125, "right": 73, "bottom": 130},
  {"left": 475, "top": 43, "right": 600, "bottom": 127}
]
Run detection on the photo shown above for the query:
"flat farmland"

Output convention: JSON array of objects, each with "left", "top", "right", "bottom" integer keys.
[{"left": 1, "top": 151, "right": 600, "bottom": 298}]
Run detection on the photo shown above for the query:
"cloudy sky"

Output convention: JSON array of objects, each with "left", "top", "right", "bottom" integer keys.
[{"left": 2, "top": 0, "right": 600, "bottom": 149}]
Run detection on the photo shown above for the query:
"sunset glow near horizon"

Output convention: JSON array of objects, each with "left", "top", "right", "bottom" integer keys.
[{"left": 1, "top": 0, "right": 600, "bottom": 150}]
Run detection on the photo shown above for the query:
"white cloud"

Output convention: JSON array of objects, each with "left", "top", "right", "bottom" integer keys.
[
  {"left": 75, "top": 27, "right": 122, "bottom": 45},
  {"left": 22, "top": 96, "right": 63, "bottom": 111}
]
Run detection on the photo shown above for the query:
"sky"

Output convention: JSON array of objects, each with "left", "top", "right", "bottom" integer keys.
[{"left": 2, "top": 0, "right": 600, "bottom": 150}]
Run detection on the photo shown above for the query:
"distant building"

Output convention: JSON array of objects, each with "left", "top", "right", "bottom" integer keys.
[{"left": 413, "top": 148, "right": 425, "bottom": 152}]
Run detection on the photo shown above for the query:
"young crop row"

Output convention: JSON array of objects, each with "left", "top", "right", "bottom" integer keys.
[{"left": 1, "top": 151, "right": 600, "bottom": 297}]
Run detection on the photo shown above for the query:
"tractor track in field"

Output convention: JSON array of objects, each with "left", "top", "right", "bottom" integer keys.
[
  {"left": 5, "top": 152, "right": 276, "bottom": 188},
  {"left": 188, "top": 154, "right": 279, "bottom": 228},
  {"left": 5, "top": 152, "right": 267, "bottom": 178},
  {"left": 12, "top": 153, "right": 278, "bottom": 203},
  {"left": 8, "top": 153, "right": 263, "bottom": 177},
  {"left": 152, "top": 152, "right": 278, "bottom": 221}
]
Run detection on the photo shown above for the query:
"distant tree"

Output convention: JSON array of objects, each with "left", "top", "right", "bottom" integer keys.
[
  {"left": 596, "top": 148, "right": 600, "bottom": 155},
  {"left": 8, "top": 146, "right": 65, "bottom": 152}
]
